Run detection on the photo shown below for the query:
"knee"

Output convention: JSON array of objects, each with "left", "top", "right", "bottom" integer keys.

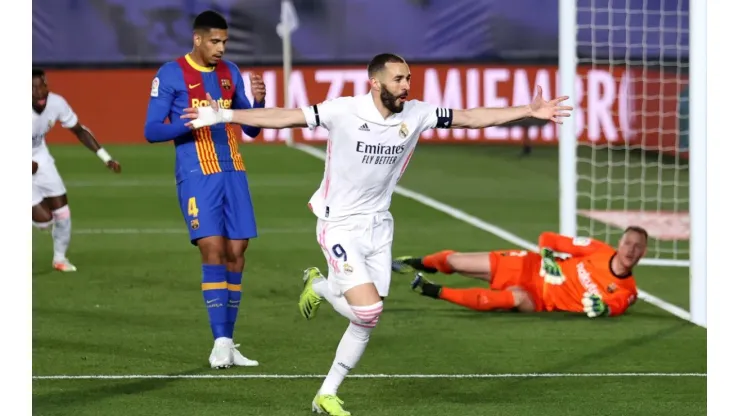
[
  {"left": 198, "top": 239, "right": 227, "bottom": 264},
  {"left": 202, "top": 252, "right": 226, "bottom": 265},
  {"left": 225, "top": 251, "right": 245, "bottom": 271},
  {"left": 350, "top": 301, "right": 384, "bottom": 329},
  {"left": 52, "top": 205, "right": 70, "bottom": 221},
  {"left": 510, "top": 288, "right": 536, "bottom": 312}
]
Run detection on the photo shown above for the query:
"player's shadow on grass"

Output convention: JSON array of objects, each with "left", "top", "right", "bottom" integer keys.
[
  {"left": 32, "top": 266, "right": 56, "bottom": 277},
  {"left": 410, "top": 307, "right": 689, "bottom": 323},
  {"left": 392, "top": 320, "right": 696, "bottom": 406},
  {"left": 33, "top": 367, "right": 207, "bottom": 412}
]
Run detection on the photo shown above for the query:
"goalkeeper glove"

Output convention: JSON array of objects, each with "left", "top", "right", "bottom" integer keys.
[
  {"left": 582, "top": 293, "right": 610, "bottom": 318},
  {"left": 539, "top": 247, "right": 565, "bottom": 285}
]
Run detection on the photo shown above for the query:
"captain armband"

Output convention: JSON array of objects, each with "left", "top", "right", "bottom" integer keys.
[{"left": 434, "top": 108, "right": 453, "bottom": 129}]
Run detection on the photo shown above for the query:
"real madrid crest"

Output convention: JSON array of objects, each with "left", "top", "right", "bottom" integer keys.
[
  {"left": 343, "top": 263, "right": 354, "bottom": 275},
  {"left": 221, "top": 78, "right": 231, "bottom": 90},
  {"left": 399, "top": 123, "right": 409, "bottom": 138}
]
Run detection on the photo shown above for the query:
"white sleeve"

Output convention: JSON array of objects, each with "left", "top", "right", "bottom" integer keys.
[
  {"left": 56, "top": 96, "right": 79, "bottom": 129},
  {"left": 301, "top": 99, "right": 344, "bottom": 131},
  {"left": 416, "top": 101, "right": 454, "bottom": 131}
]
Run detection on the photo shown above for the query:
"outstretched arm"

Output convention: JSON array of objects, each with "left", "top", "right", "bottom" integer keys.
[
  {"left": 450, "top": 86, "right": 572, "bottom": 129},
  {"left": 229, "top": 107, "right": 308, "bottom": 129},
  {"left": 181, "top": 93, "right": 308, "bottom": 129}
]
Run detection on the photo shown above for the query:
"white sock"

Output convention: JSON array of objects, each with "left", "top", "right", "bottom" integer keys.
[
  {"left": 318, "top": 322, "right": 372, "bottom": 396},
  {"left": 318, "top": 302, "right": 384, "bottom": 396},
  {"left": 32, "top": 220, "right": 54, "bottom": 230},
  {"left": 51, "top": 206, "right": 72, "bottom": 262},
  {"left": 313, "top": 277, "right": 358, "bottom": 321}
]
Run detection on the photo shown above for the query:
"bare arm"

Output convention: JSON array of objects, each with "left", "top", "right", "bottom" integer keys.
[
  {"left": 450, "top": 86, "right": 572, "bottom": 129},
  {"left": 229, "top": 107, "right": 308, "bottom": 129},
  {"left": 451, "top": 105, "right": 532, "bottom": 129},
  {"left": 69, "top": 123, "right": 122, "bottom": 173},
  {"left": 180, "top": 92, "right": 309, "bottom": 130},
  {"left": 69, "top": 123, "right": 102, "bottom": 152}
]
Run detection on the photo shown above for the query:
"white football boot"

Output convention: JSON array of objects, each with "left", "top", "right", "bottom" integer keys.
[
  {"left": 209, "top": 337, "right": 233, "bottom": 369},
  {"left": 229, "top": 340, "right": 259, "bottom": 367}
]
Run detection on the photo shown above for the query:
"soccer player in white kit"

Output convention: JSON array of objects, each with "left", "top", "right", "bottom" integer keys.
[
  {"left": 181, "top": 53, "right": 572, "bottom": 415},
  {"left": 32, "top": 69, "right": 122, "bottom": 272}
]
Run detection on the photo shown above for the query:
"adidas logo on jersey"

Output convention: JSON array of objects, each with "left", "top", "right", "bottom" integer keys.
[{"left": 358, "top": 123, "right": 370, "bottom": 131}]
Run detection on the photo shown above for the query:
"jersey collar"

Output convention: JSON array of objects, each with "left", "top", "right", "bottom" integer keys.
[
  {"left": 184, "top": 54, "right": 215, "bottom": 72},
  {"left": 358, "top": 93, "right": 403, "bottom": 126}
]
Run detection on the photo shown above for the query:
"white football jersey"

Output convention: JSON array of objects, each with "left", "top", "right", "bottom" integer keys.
[
  {"left": 301, "top": 93, "right": 453, "bottom": 221},
  {"left": 32, "top": 92, "right": 78, "bottom": 160}
]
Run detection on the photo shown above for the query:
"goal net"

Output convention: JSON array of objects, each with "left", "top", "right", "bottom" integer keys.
[{"left": 575, "top": 0, "right": 690, "bottom": 267}]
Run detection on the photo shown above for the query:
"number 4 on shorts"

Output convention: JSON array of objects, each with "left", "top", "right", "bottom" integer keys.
[{"left": 188, "top": 197, "right": 199, "bottom": 217}]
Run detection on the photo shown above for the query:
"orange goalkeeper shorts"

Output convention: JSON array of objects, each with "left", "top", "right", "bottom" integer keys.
[{"left": 488, "top": 250, "right": 545, "bottom": 311}]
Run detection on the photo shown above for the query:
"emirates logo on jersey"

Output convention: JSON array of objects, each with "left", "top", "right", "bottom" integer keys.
[{"left": 356, "top": 141, "right": 405, "bottom": 165}]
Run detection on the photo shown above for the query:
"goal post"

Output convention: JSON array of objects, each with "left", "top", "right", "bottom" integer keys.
[
  {"left": 558, "top": 0, "right": 706, "bottom": 326},
  {"left": 688, "top": 0, "right": 707, "bottom": 327}
]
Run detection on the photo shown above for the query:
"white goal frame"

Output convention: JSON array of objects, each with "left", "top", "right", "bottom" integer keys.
[{"left": 558, "top": 0, "right": 706, "bottom": 326}]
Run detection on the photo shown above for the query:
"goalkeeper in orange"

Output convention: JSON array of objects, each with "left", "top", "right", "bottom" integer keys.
[{"left": 392, "top": 227, "right": 648, "bottom": 318}]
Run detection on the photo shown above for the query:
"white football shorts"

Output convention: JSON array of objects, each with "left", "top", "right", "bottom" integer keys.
[
  {"left": 316, "top": 211, "right": 394, "bottom": 297},
  {"left": 32, "top": 159, "right": 67, "bottom": 206}
]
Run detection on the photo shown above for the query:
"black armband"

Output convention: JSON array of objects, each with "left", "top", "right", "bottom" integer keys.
[
  {"left": 435, "top": 108, "right": 453, "bottom": 128},
  {"left": 312, "top": 104, "right": 321, "bottom": 126}
]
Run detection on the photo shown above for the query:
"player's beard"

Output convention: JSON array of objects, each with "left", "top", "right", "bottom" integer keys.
[{"left": 380, "top": 84, "right": 407, "bottom": 114}]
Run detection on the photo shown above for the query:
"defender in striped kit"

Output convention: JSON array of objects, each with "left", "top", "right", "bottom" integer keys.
[{"left": 144, "top": 11, "right": 265, "bottom": 369}]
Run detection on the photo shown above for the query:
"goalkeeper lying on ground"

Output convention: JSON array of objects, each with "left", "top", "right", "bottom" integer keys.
[{"left": 392, "top": 227, "right": 648, "bottom": 318}]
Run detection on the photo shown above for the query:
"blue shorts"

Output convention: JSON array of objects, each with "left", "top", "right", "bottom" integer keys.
[{"left": 176, "top": 171, "right": 258, "bottom": 245}]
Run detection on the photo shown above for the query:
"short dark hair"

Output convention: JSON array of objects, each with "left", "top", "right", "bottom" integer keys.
[
  {"left": 367, "top": 53, "right": 406, "bottom": 77},
  {"left": 624, "top": 226, "right": 649, "bottom": 241},
  {"left": 193, "top": 10, "right": 228, "bottom": 31},
  {"left": 32, "top": 68, "right": 45, "bottom": 79}
]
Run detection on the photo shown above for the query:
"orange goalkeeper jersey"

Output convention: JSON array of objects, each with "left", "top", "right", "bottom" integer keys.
[{"left": 538, "top": 232, "right": 638, "bottom": 316}]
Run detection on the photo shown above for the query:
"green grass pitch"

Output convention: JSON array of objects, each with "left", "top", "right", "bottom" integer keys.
[{"left": 32, "top": 144, "right": 706, "bottom": 416}]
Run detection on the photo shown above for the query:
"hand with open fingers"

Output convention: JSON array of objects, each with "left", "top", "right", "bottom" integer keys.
[
  {"left": 181, "top": 93, "right": 232, "bottom": 129},
  {"left": 250, "top": 73, "right": 266, "bottom": 104},
  {"left": 582, "top": 293, "right": 610, "bottom": 318},
  {"left": 529, "top": 85, "right": 574, "bottom": 124}
]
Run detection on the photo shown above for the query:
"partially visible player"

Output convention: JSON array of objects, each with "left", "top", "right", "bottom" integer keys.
[
  {"left": 32, "top": 69, "right": 122, "bottom": 272},
  {"left": 143, "top": 10, "right": 265, "bottom": 369},
  {"left": 180, "top": 53, "right": 571, "bottom": 415},
  {"left": 393, "top": 227, "right": 648, "bottom": 318}
]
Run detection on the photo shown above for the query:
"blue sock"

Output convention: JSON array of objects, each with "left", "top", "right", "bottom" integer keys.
[
  {"left": 201, "top": 264, "right": 229, "bottom": 339},
  {"left": 226, "top": 271, "right": 243, "bottom": 339}
]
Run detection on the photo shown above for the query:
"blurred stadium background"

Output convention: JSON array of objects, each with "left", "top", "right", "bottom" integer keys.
[{"left": 32, "top": 1, "right": 706, "bottom": 415}]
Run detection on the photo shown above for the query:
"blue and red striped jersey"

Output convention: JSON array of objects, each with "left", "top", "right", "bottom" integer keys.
[{"left": 144, "top": 54, "right": 264, "bottom": 182}]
